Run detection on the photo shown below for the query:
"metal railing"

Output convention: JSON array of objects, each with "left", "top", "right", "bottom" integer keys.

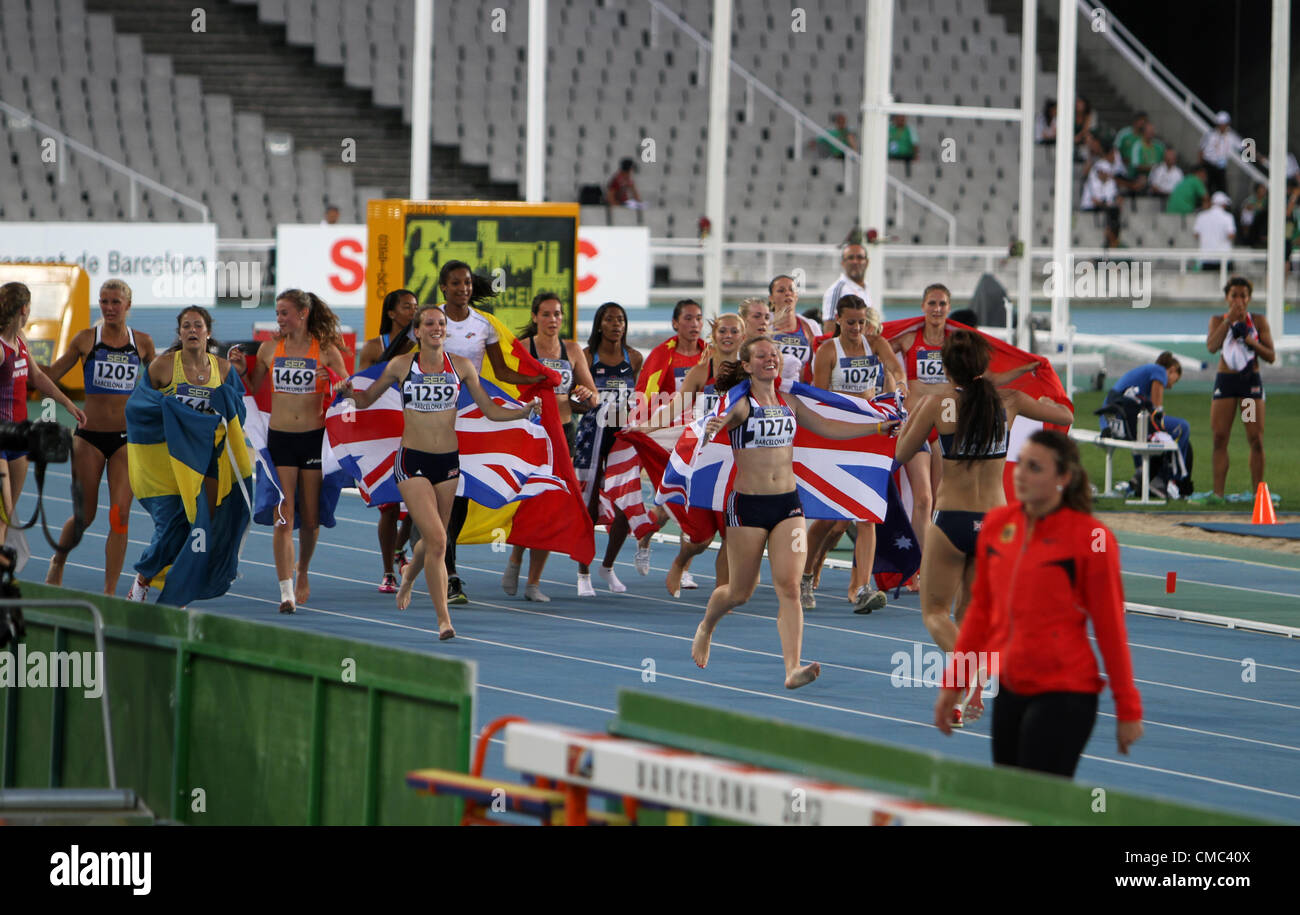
[
  {"left": 0, "top": 99, "right": 210, "bottom": 223},
  {"left": 1074, "top": 0, "right": 1268, "bottom": 187},
  {"left": 645, "top": 0, "right": 958, "bottom": 250}
]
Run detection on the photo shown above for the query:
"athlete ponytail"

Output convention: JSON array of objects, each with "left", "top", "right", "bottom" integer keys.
[
  {"left": 276, "top": 289, "right": 344, "bottom": 353},
  {"left": 1028, "top": 428, "right": 1093, "bottom": 514},
  {"left": 942, "top": 330, "right": 1005, "bottom": 465}
]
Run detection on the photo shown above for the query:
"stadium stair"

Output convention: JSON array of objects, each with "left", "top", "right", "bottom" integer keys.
[{"left": 84, "top": 0, "right": 518, "bottom": 202}]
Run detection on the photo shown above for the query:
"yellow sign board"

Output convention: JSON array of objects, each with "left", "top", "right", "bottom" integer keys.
[
  {"left": 0, "top": 263, "right": 91, "bottom": 394},
  {"left": 365, "top": 200, "right": 580, "bottom": 342}
]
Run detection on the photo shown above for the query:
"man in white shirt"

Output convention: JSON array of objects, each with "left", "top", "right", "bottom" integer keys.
[
  {"left": 1199, "top": 111, "right": 1240, "bottom": 196},
  {"left": 1194, "top": 191, "right": 1237, "bottom": 270},
  {"left": 821, "top": 243, "right": 873, "bottom": 333},
  {"left": 1148, "top": 147, "right": 1184, "bottom": 199},
  {"left": 1081, "top": 159, "right": 1122, "bottom": 248}
]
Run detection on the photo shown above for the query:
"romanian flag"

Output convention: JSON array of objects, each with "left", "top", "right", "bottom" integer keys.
[
  {"left": 125, "top": 371, "right": 255, "bottom": 606},
  {"left": 460, "top": 310, "right": 595, "bottom": 565}
]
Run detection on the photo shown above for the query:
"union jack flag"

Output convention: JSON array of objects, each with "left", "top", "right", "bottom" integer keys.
[
  {"left": 324, "top": 361, "right": 567, "bottom": 511},
  {"left": 658, "top": 380, "right": 905, "bottom": 523}
]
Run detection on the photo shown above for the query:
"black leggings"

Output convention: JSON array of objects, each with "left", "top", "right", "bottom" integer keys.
[
  {"left": 992, "top": 687, "right": 1099, "bottom": 778},
  {"left": 443, "top": 495, "right": 469, "bottom": 576}
]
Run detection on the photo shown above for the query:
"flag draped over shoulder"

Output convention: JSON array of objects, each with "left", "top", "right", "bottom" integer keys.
[
  {"left": 126, "top": 371, "right": 255, "bottom": 606},
  {"left": 882, "top": 317, "right": 1072, "bottom": 412},
  {"left": 635, "top": 335, "right": 683, "bottom": 401},
  {"left": 356, "top": 309, "right": 594, "bottom": 565},
  {"left": 244, "top": 371, "right": 348, "bottom": 528},
  {"left": 883, "top": 317, "right": 1073, "bottom": 501},
  {"left": 657, "top": 379, "right": 901, "bottom": 523},
  {"left": 323, "top": 362, "right": 403, "bottom": 506}
]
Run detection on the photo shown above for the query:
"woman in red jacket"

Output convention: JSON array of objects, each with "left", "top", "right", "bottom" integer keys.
[{"left": 933, "top": 429, "right": 1143, "bottom": 777}]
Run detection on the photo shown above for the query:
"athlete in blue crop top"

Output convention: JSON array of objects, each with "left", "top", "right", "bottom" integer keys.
[
  {"left": 44, "top": 280, "right": 156, "bottom": 595},
  {"left": 692, "top": 336, "right": 898, "bottom": 691},
  {"left": 894, "top": 330, "right": 1073, "bottom": 726},
  {"left": 340, "top": 304, "right": 541, "bottom": 639},
  {"left": 357, "top": 289, "right": 418, "bottom": 593}
]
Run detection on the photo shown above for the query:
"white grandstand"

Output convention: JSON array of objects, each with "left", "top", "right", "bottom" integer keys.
[{"left": 0, "top": 0, "right": 1290, "bottom": 303}]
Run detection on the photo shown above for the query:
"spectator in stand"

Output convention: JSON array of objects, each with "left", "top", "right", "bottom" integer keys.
[
  {"left": 1166, "top": 164, "right": 1209, "bottom": 214},
  {"left": 1239, "top": 182, "right": 1268, "bottom": 248},
  {"left": 1194, "top": 192, "right": 1237, "bottom": 271},
  {"left": 1148, "top": 147, "right": 1183, "bottom": 201},
  {"left": 1114, "top": 112, "right": 1148, "bottom": 165},
  {"left": 1080, "top": 159, "right": 1122, "bottom": 249},
  {"left": 1035, "top": 99, "right": 1057, "bottom": 146},
  {"left": 606, "top": 158, "right": 644, "bottom": 210},
  {"left": 815, "top": 112, "right": 858, "bottom": 159},
  {"left": 1128, "top": 122, "right": 1165, "bottom": 194},
  {"left": 1199, "top": 111, "right": 1240, "bottom": 197},
  {"left": 1284, "top": 185, "right": 1300, "bottom": 272},
  {"left": 820, "top": 242, "right": 874, "bottom": 334},
  {"left": 1073, "top": 97, "right": 1096, "bottom": 161},
  {"left": 888, "top": 114, "right": 919, "bottom": 176},
  {"left": 321, "top": 205, "right": 340, "bottom": 226}
]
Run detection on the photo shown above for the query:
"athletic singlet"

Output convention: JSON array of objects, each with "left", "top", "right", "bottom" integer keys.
[
  {"left": 0, "top": 336, "right": 29, "bottom": 423},
  {"left": 591, "top": 348, "right": 636, "bottom": 407},
  {"left": 161, "top": 352, "right": 221, "bottom": 412},
  {"left": 83, "top": 326, "right": 142, "bottom": 395},
  {"left": 773, "top": 320, "right": 815, "bottom": 384},
  {"left": 529, "top": 337, "right": 573, "bottom": 396},
  {"left": 937, "top": 406, "right": 1010, "bottom": 460},
  {"left": 905, "top": 328, "right": 948, "bottom": 385},
  {"left": 402, "top": 352, "right": 460, "bottom": 413},
  {"left": 830, "top": 337, "right": 883, "bottom": 395},
  {"left": 693, "top": 358, "right": 722, "bottom": 419},
  {"left": 730, "top": 394, "right": 796, "bottom": 449},
  {"left": 272, "top": 337, "right": 329, "bottom": 396}
]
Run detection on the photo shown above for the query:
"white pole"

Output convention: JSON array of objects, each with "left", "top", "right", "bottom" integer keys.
[
  {"left": 525, "top": 0, "right": 547, "bottom": 202},
  {"left": 1016, "top": 0, "right": 1037, "bottom": 351},
  {"left": 860, "top": 0, "right": 892, "bottom": 311},
  {"left": 703, "top": 0, "right": 732, "bottom": 320},
  {"left": 1265, "top": 0, "right": 1289, "bottom": 337},
  {"left": 409, "top": 0, "right": 433, "bottom": 200},
  {"left": 1050, "top": 0, "right": 1076, "bottom": 347}
]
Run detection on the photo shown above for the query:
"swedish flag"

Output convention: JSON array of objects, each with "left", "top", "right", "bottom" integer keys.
[{"left": 125, "top": 371, "right": 255, "bottom": 606}]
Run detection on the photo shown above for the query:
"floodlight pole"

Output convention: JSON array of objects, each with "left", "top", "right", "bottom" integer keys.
[
  {"left": 1050, "top": 0, "right": 1077, "bottom": 346},
  {"left": 525, "top": 0, "right": 547, "bottom": 202},
  {"left": 410, "top": 0, "right": 433, "bottom": 200},
  {"left": 703, "top": 0, "right": 732, "bottom": 320},
  {"left": 1017, "top": 0, "right": 1037, "bottom": 350},
  {"left": 1266, "top": 0, "right": 1289, "bottom": 336},
  {"left": 860, "top": 0, "right": 892, "bottom": 308}
]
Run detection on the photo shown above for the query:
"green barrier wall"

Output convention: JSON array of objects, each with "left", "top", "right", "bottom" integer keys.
[
  {"left": 1, "top": 582, "right": 473, "bottom": 825},
  {"left": 609, "top": 690, "right": 1275, "bottom": 826}
]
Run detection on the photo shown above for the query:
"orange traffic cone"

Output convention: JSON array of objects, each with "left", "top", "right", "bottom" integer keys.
[{"left": 1252, "top": 483, "right": 1278, "bottom": 525}]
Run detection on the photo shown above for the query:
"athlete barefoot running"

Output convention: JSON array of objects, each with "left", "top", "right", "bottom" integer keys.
[
  {"left": 690, "top": 335, "right": 898, "bottom": 689},
  {"left": 338, "top": 305, "right": 540, "bottom": 638}
]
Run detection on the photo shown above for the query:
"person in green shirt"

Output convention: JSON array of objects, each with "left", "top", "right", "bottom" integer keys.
[
  {"left": 1166, "top": 165, "right": 1209, "bottom": 214},
  {"left": 888, "top": 114, "right": 918, "bottom": 160},
  {"left": 1129, "top": 122, "right": 1165, "bottom": 189},
  {"left": 1114, "top": 112, "right": 1147, "bottom": 164},
  {"left": 816, "top": 112, "right": 858, "bottom": 159}
]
